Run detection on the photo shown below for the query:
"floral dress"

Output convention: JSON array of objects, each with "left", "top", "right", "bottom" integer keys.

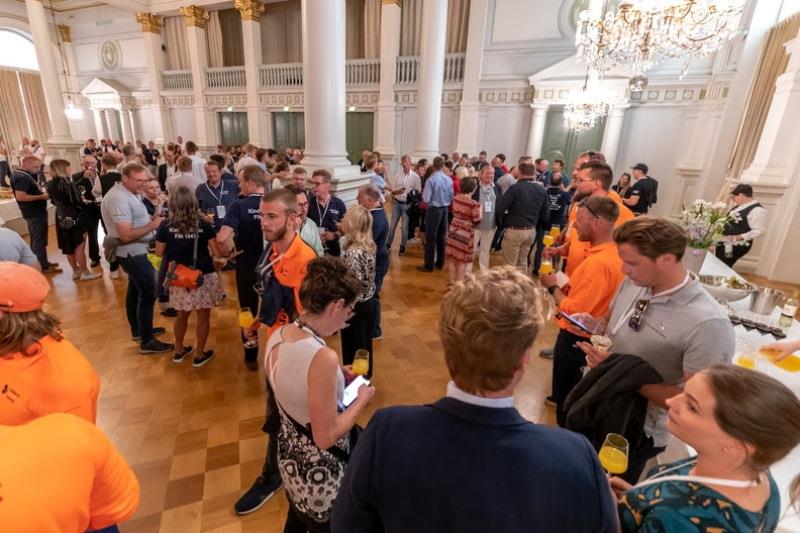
[{"left": 445, "top": 194, "right": 481, "bottom": 263}]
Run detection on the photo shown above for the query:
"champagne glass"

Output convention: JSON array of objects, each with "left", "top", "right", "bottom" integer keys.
[
  {"left": 539, "top": 259, "right": 554, "bottom": 275},
  {"left": 542, "top": 234, "right": 555, "bottom": 247},
  {"left": 549, "top": 226, "right": 561, "bottom": 238},
  {"left": 239, "top": 308, "right": 259, "bottom": 349},
  {"left": 353, "top": 349, "right": 370, "bottom": 376},
  {"left": 598, "top": 433, "right": 629, "bottom": 475}
]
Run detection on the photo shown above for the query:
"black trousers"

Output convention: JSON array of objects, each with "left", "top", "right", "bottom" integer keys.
[
  {"left": 714, "top": 240, "right": 751, "bottom": 268},
  {"left": 83, "top": 204, "right": 101, "bottom": 263},
  {"left": 340, "top": 296, "right": 375, "bottom": 377},
  {"left": 235, "top": 266, "right": 260, "bottom": 364},
  {"left": 424, "top": 206, "right": 448, "bottom": 270},
  {"left": 553, "top": 328, "right": 589, "bottom": 427},
  {"left": 259, "top": 378, "right": 281, "bottom": 484},
  {"left": 284, "top": 499, "right": 330, "bottom": 533},
  {"left": 24, "top": 215, "right": 49, "bottom": 269}
]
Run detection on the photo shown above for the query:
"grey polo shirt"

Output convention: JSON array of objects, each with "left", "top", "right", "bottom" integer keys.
[
  {"left": 0, "top": 227, "right": 38, "bottom": 266},
  {"left": 607, "top": 275, "right": 735, "bottom": 447},
  {"left": 100, "top": 182, "right": 153, "bottom": 258}
]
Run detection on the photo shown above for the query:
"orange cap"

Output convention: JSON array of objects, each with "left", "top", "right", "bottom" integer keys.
[{"left": 0, "top": 262, "right": 51, "bottom": 313}]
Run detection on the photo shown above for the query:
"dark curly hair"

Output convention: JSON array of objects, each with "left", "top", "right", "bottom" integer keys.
[{"left": 299, "top": 256, "right": 361, "bottom": 315}]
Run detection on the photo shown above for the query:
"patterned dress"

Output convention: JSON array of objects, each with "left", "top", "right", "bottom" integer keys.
[
  {"left": 619, "top": 457, "right": 780, "bottom": 532},
  {"left": 445, "top": 194, "right": 481, "bottom": 263}
]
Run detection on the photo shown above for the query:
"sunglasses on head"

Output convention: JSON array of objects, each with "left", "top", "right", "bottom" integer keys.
[
  {"left": 579, "top": 198, "right": 600, "bottom": 219},
  {"left": 628, "top": 299, "right": 649, "bottom": 331}
]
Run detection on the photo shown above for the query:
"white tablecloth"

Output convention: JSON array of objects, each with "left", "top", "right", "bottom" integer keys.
[{"left": 665, "top": 253, "right": 800, "bottom": 531}]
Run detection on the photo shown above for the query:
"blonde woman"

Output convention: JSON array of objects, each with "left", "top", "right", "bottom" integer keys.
[{"left": 339, "top": 205, "right": 376, "bottom": 377}]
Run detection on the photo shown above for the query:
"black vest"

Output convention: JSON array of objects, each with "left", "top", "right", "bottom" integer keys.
[{"left": 724, "top": 202, "right": 762, "bottom": 237}]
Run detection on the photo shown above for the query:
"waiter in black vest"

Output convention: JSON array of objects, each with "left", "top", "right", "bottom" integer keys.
[{"left": 715, "top": 183, "right": 767, "bottom": 267}]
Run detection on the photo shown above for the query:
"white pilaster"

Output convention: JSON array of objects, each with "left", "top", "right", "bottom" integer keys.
[
  {"left": 300, "top": 0, "right": 364, "bottom": 203},
  {"left": 373, "top": 0, "right": 402, "bottom": 160},
  {"left": 128, "top": 109, "right": 138, "bottom": 142},
  {"left": 136, "top": 13, "right": 172, "bottom": 144},
  {"left": 120, "top": 108, "right": 132, "bottom": 143},
  {"left": 525, "top": 103, "right": 549, "bottom": 158},
  {"left": 24, "top": 0, "right": 73, "bottom": 143},
  {"left": 104, "top": 110, "right": 116, "bottom": 140},
  {"left": 237, "top": 0, "right": 266, "bottom": 146},
  {"left": 413, "top": 0, "right": 448, "bottom": 160},
  {"left": 181, "top": 6, "right": 213, "bottom": 149},
  {"left": 92, "top": 108, "right": 106, "bottom": 139},
  {"left": 601, "top": 104, "right": 629, "bottom": 171},
  {"left": 454, "top": 0, "right": 488, "bottom": 155}
]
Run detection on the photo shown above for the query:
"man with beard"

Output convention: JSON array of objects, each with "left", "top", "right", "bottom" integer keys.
[{"left": 234, "top": 188, "right": 316, "bottom": 516}]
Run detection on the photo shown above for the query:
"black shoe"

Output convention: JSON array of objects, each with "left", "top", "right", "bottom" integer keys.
[
  {"left": 193, "top": 350, "right": 215, "bottom": 368},
  {"left": 234, "top": 478, "right": 283, "bottom": 515},
  {"left": 140, "top": 339, "right": 175, "bottom": 354},
  {"left": 161, "top": 308, "right": 178, "bottom": 317},
  {"left": 399, "top": 247, "right": 405, "bottom": 256},
  {"left": 173, "top": 346, "right": 193, "bottom": 364},
  {"left": 132, "top": 327, "right": 166, "bottom": 341},
  {"left": 90, "top": 260, "right": 101, "bottom": 268},
  {"left": 47, "top": 262, "right": 63, "bottom": 271},
  {"left": 545, "top": 395, "right": 556, "bottom": 407},
  {"left": 41, "top": 264, "right": 63, "bottom": 274},
  {"left": 416, "top": 266, "right": 433, "bottom": 273},
  {"left": 372, "top": 331, "right": 383, "bottom": 340},
  {"left": 539, "top": 347, "right": 554, "bottom": 359},
  {"left": 434, "top": 264, "right": 444, "bottom": 271}
]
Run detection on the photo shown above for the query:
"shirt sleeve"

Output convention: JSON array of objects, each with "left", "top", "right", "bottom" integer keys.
[
  {"left": 422, "top": 181, "right": 433, "bottom": 204},
  {"left": 200, "top": 217, "right": 217, "bottom": 242},
  {"left": 12, "top": 233, "right": 39, "bottom": 266},
  {"left": 222, "top": 201, "right": 242, "bottom": 231},
  {"left": 738, "top": 206, "right": 767, "bottom": 241},
  {"left": 155, "top": 220, "right": 169, "bottom": 243},
  {"left": 682, "top": 317, "right": 735, "bottom": 376},
  {"left": 559, "top": 263, "right": 618, "bottom": 319},
  {"left": 108, "top": 197, "right": 133, "bottom": 224}
]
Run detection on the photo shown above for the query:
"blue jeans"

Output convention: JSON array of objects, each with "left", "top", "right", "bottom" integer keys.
[
  {"left": 371, "top": 261, "right": 388, "bottom": 337},
  {"left": 424, "top": 206, "right": 448, "bottom": 270},
  {"left": 25, "top": 215, "right": 49, "bottom": 269},
  {"left": 387, "top": 200, "right": 410, "bottom": 250},
  {"left": 118, "top": 253, "right": 157, "bottom": 344}
]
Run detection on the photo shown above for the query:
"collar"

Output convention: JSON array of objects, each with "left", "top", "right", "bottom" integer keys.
[
  {"left": 733, "top": 200, "right": 758, "bottom": 210},
  {"left": 431, "top": 397, "right": 527, "bottom": 427},
  {"left": 206, "top": 180, "right": 222, "bottom": 189},
  {"left": 586, "top": 241, "right": 616, "bottom": 255},
  {"left": 446, "top": 381, "right": 515, "bottom": 409}
]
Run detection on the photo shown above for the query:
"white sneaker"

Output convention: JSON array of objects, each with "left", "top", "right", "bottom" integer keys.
[
  {"left": 80, "top": 271, "right": 102, "bottom": 281},
  {"left": 72, "top": 270, "right": 81, "bottom": 281},
  {"left": 110, "top": 270, "right": 121, "bottom": 280}
]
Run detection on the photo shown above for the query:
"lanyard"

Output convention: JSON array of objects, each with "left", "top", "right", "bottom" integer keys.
[
  {"left": 17, "top": 170, "right": 41, "bottom": 190},
  {"left": 610, "top": 272, "right": 692, "bottom": 336},
  {"left": 205, "top": 181, "right": 225, "bottom": 205},
  {"left": 636, "top": 459, "right": 763, "bottom": 489},
  {"left": 315, "top": 197, "right": 330, "bottom": 226}
]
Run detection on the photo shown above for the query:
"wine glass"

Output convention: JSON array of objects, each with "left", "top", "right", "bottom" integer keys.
[
  {"left": 353, "top": 349, "right": 370, "bottom": 376},
  {"left": 542, "top": 234, "right": 555, "bottom": 247},
  {"left": 598, "top": 433, "right": 629, "bottom": 475},
  {"left": 239, "top": 307, "right": 258, "bottom": 349}
]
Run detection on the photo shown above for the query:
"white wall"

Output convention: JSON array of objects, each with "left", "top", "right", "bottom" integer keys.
[
  {"left": 479, "top": 105, "right": 530, "bottom": 163},
  {"left": 171, "top": 108, "right": 197, "bottom": 141}
]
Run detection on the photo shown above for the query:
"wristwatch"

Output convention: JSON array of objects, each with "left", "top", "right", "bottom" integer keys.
[{"left": 547, "top": 286, "right": 556, "bottom": 295}]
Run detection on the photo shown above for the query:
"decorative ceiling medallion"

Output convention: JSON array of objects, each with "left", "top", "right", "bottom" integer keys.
[{"left": 100, "top": 41, "right": 119, "bottom": 71}]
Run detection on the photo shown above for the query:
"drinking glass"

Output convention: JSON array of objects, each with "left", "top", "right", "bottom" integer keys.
[
  {"left": 239, "top": 308, "right": 259, "bottom": 349},
  {"left": 539, "top": 260, "right": 554, "bottom": 275},
  {"left": 598, "top": 433, "right": 629, "bottom": 474},
  {"left": 735, "top": 340, "right": 756, "bottom": 369},
  {"left": 353, "top": 349, "right": 370, "bottom": 376},
  {"left": 542, "top": 234, "right": 555, "bottom": 247},
  {"left": 549, "top": 226, "right": 561, "bottom": 237}
]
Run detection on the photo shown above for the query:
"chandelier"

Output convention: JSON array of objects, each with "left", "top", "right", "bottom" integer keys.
[
  {"left": 576, "top": 1, "right": 744, "bottom": 77},
  {"left": 563, "top": 71, "right": 611, "bottom": 132}
]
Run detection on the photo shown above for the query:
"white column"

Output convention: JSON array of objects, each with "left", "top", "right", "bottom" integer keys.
[
  {"left": 525, "top": 103, "right": 549, "bottom": 158},
  {"left": 236, "top": 0, "right": 266, "bottom": 146},
  {"left": 120, "top": 109, "right": 132, "bottom": 143},
  {"left": 128, "top": 109, "right": 139, "bottom": 142},
  {"left": 104, "top": 110, "right": 116, "bottom": 141},
  {"left": 601, "top": 104, "right": 629, "bottom": 171},
  {"left": 24, "top": 0, "right": 73, "bottom": 142},
  {"left": 136, "top": 13, "right": 172, "bottom": 144},
  {"left": 181, "top": 5, "right": 213, "bottom": 149},
  {"left": 92, "top": 108, "right": 106, "bottom": 139},
  {"left": 413, "top": 0, "right": 448, "bottom": 160},
  {"left": 373, "top": 0, "right": 402, "bottom": 161},
  {"left": 455, "top": 0, "right": 488, "bottom": 155}
]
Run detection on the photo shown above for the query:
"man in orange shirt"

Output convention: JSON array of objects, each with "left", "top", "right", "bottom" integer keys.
[
  {"left": 0, "top": 413, "right": 139, "bottom": 532},
  {"left": 236, "top": 188, "right": 317, "bottom": 516},
  {"left": 546, "top": 161, "right": 635, "bottom": 277},
  {"left": 540, "top": 195, "right": 625, "bottom": 426},
  {"left": 0, "top": 262, "right": 100, "bottom": 426}
]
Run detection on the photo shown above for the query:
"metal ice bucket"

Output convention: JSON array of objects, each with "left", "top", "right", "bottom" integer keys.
[{"left": 749, "top": 287, "right": 783, "bottom": 315}]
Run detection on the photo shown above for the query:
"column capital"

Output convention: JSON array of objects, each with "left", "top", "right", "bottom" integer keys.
[
  {"left": 56, "top": 24, "right": 71, "bottom": 43},
  {"left": 234, "top": 0, "right": 265, "bottom": 21},
  {"left": 530, "top": 102, "right": 550, "bottom": 112},
  {"left": 381, "top": 0, "right": 402, "bottom": 6},
  {"left": 135, "top": 13, "right": 164, "bottom": 34},
  {"left": 180, "top": 5, "right": 209, "bottom": 28}
]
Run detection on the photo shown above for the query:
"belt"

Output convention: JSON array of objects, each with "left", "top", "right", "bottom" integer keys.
[
  {"left": 393, "top": 198, "right": 406, "bottom": 204},
  {"left": 506, "top": 226, "right": 533, "bottom": 230}
]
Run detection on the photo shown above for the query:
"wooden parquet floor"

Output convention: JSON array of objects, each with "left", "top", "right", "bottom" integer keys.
[{"left": 43, "top": 228, "right": 555, "bottom": 533}]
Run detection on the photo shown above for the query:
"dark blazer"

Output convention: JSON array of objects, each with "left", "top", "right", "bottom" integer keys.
[
  {"left": 157, "top": 163, "right": 173, "bottom": 192},
  {"left": 332, "top": 397, "right": 617, "bottom": 533},
  {"left": 564, "top": 353, "right": 662, "bottom": 453},
  {"left": 370, "top": 207, "right": 389, "bottom": 272},
  {"left": 470, "top": 182, "right": 502, "bottom": 205}
]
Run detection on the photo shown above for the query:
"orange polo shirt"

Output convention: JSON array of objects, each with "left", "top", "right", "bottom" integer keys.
[
  {"left": 0, "top": 335, "right": 100, "bottom": 426},
  {"left": 265, "top": 233, "right": 318, "bottom": 337},
  {"left": 557, "top": 241, "right": 625, "bottom": 337},
  {"left": 564, "top": 191, "right": 634, "bottom": 276},
  {"left": 0, "top": 413, "right": 140, "bottom": 532}
]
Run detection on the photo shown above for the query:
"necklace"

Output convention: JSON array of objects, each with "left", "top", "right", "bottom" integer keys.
[{"left": 294, "top": 316, "right": 324, "bottom": 341}]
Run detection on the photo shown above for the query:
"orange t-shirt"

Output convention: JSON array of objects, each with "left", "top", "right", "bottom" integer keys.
[
  {"left": 0, "top": 413, "right": 140, "bottom": 532},
  {"left": 557, "top": 241, "right": 625, "bottom": 337},
  {"left": 0, "top": 335, "right": 100, "bottom": 425},
  {"left": 564, "top": 191, "right": 635, "bottom": 277},
  {"left": 265, "top": 233, "right": 318, "bottom": 337}
]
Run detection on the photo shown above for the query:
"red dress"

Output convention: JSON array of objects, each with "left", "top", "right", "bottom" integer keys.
[{"left": 445, "top": 195, "right": 482, "bottom": 263}]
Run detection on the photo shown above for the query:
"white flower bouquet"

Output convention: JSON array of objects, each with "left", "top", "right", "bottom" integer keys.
[{"left": 679, "top": 199, "right": 741, "bottom": 249}]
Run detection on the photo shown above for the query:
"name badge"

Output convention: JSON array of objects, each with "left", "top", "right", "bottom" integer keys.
[
  {"left": 216, "top": 205, "right": 227, "bottom": 219},
  {"left": 484, "top": 201, "right": 493, "bottom": 213}
]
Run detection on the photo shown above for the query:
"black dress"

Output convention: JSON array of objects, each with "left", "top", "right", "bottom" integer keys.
[{"left": 46, "top": 176, "right": 86, "bottom": 254}]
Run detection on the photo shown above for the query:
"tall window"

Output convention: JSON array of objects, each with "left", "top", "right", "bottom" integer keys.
[{"left": 0, "top": 29, "right": 38, "bottom": 71}]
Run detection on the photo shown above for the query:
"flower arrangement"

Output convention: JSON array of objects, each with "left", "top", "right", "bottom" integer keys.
[{"left": 679, "top": 199, "right": 740, "bottom": 249}]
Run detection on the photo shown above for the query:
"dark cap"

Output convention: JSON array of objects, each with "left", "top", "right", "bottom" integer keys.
[
  {"left": 631, "top": 163, "right": 648, "bottom": 174},
  {"left": 730, "top": 183, "right": 754, "bottom": 197}
]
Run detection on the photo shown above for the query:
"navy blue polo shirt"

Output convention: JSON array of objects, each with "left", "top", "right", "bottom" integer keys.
[
  {"left": 221, "top": 193, "right": 263, "bottom": 271},
  {"left": 196, "top": 179, "right": 241, "bottom": 229},
  {"left": 308, "top": 193, "right": 347, "bottom": 256}
]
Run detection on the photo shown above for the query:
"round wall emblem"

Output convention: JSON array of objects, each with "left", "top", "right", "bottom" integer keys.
[{"left": 100, "top": 41, "right": 119, "bottom": 70}]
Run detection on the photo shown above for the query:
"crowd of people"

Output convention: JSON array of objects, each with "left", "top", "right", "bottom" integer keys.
[{"left": 1, "top": 135, "right": 799, "bottom": 533}]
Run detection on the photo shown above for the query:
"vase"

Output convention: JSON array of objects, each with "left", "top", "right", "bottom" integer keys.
[{"left": 683, "top": 246, "right": 708, "bottom": 274}]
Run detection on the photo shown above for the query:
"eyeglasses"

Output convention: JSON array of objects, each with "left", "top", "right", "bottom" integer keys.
[
  {"left": 345, "top": 303, "right": 355, "bottom": 320},
  {"left": 579, "top": 198, "right": 600, "bottom": 219},
  {"left": 628, "top": 299, "right": 649, "bottom": 331}
]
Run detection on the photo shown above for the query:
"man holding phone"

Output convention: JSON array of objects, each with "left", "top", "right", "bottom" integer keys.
[{"left": 540, "top": 195, "right": 624, "bottom": 427}]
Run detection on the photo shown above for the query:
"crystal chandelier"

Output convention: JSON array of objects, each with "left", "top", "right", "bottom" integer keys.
[
  {"left": 563, "top": 70, "right": 611, "bottom": 132},
  {"left": 576, "top": 1, "right": 744, "bottom": 77}
]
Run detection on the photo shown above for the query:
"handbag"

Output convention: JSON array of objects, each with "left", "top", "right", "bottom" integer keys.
[{"left": 166, "top": 220, "right": 204, "bottom": 290}]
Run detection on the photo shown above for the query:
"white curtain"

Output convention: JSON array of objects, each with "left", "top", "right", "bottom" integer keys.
[
  {"left": 164, "top": 16, "right": 190, "bottom": 70},
  {"left": 261, "top": 0, "right": 303, "bottom": 64},
  {"left": 364, "top": 0, "right": 381, "bottom": 59},
  {"left": 446, "top": 0, "right": 470, "bottom": 53},
  {"left": 400, "top": 0, "right": 423, "bottom": 56},
  {"left": 207, "top": 11, "right": 225, "bottom": 68}
]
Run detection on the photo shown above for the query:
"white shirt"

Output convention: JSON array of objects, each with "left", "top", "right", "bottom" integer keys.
[
  {"left": 730, "top": 200, "right": 767, "bottom": 241},
  {"left": 189, "top": 154, "right": 207, "bottom": 182},
  {"left": 445, "top": 381, "right": 514, "bottom": 409},
  {"left": 166, "top": 172, "right": 204, "bottom": 196},
  {"left": 390, "top": 169, "right": 421, "bottom": 202},
  {"left": 235, "top": 155, "right": 259, "bottom": 173}
]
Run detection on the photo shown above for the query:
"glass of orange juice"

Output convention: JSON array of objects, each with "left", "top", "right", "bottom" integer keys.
[
  {"left": 542, "top": 234, "right": 555, "bottom": 247},
  {"left": 598, "top": 433, "right": 628, "bottom": 474},
  {"left": 550, "top": 226, "right": 561, "bottom": 237},
  {"left": 539, "top": 260, "right": 554, "bottom": 275},
  {"left": 239, "top": 308, "right": 259, "bottom": 349},
  {"left": 353, "top": 349, "right": 370, "bottom": 376},
  {"left": 736, "top": 341, "right": 756, "bottom": 369}
]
